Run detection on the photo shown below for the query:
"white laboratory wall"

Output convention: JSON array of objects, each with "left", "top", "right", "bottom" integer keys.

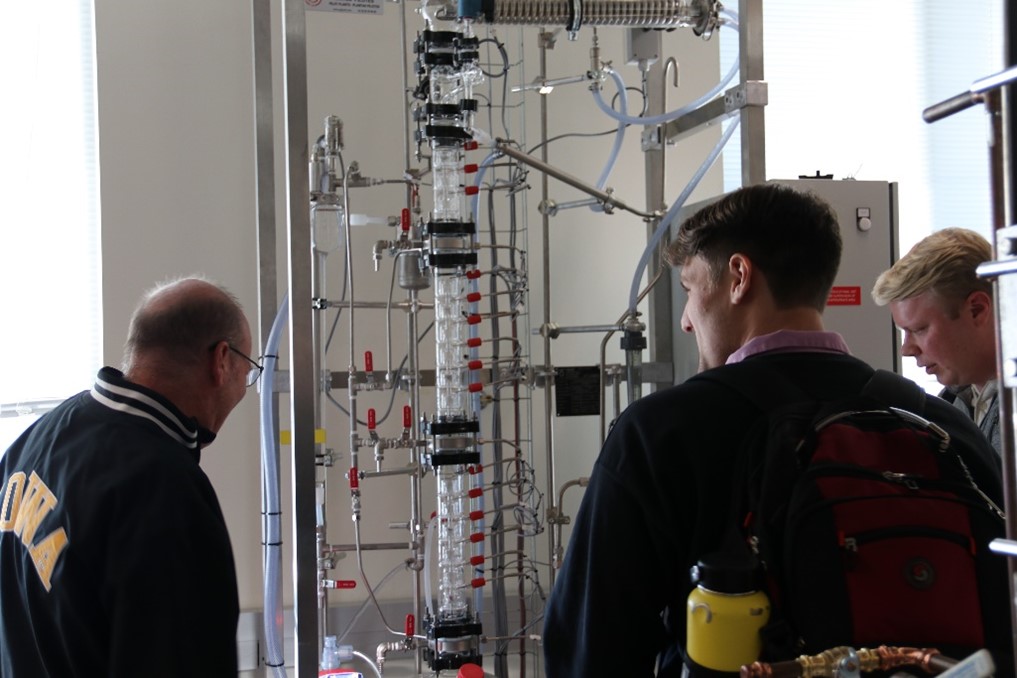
[
  {"left": 93, "top": 0, "right": 724, "bottom": 629},
  {"left": 94, "top": 0, "right": 265, "bottom": 612}
]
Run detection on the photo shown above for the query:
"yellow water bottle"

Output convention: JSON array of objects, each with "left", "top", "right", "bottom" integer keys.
[{"left": 686, "top": 553, "right": 770, "bottom": 673}]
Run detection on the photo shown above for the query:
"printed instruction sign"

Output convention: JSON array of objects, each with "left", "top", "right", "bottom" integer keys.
[
  {"left": 827, "top": 286, "right": 862, "bottom": 306},
  {"left": 305, "top": 0, "right": 384, "bottom": 16}
]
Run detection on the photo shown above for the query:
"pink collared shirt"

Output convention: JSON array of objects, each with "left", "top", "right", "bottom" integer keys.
[{"left": 726, "top": 330, "right": 851, "bottom": 365}]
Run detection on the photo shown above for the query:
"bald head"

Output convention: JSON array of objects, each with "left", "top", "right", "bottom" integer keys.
[
  {"left": 123, "top": 277, "right": 248, "bottom": 375},
  {"left": 120, "top": 277, "right": 254, "bottom": 434}
]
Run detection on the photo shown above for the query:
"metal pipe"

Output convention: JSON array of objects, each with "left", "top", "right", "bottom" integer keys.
[
  {"left": 407, "top": 288, "right": 425, "bottom": 675},
  {"left": 353, "top": 520, "right": 403, "bottom": 636},
  {"left": 359, "top": 464, "right": 418, "bottom": 479},
  {"left": 987, "top": 88, "right": 1017, "bottom": 678},
  {"left": 495, "top": 142, "right": 658, "bottom": 218},
  {"left": 986, "top": 73, "right": 1017, "bottom": 678},
  {"left": 538, "top": 30, "right": 557, "bottom": 589},
  {"left": 399, "top": 0, "right": 413, "bottom": 212},
  {"left": 325, "top": 299, "right": 435, "bottom": 311},
  {"left": 739, "top": 0, "right": 765, "bottom": 185},
  {"left": 598, "top": 267, "right": 663, "bottom": 444},
  {"left": 330, "top": 541, "right": 415, "bottom": 552},
  {"left": 644, "top": 55, "right": 678, "bottom": 393},
  {"left": 312, "top": 245, "right": 328, "bottom": 642},
  {"left": 552, "top": 477, "right": 589, "bottom": 569},
  {"left": 536, "top": 323, "right": 624, "bottom": 336}
]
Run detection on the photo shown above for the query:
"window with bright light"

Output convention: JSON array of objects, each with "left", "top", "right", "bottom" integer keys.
[
  {"left": 0, "top": 1, "right": 102, "bottom": 450},
  {"left": 721, "top": 0, "right": 1004, "bottom": 392}
]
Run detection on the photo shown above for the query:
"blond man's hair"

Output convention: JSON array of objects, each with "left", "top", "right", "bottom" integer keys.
[{"left": 871, "top": 228, "right": 993, "bottom": 316}]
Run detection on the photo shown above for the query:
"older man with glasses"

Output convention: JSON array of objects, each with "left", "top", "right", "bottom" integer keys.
[
  {"left": 0, "top": 275, "right": 252, "bottom": 677},
  {"left": 227, "top": 344, "right": 264, "bottom": 388}
]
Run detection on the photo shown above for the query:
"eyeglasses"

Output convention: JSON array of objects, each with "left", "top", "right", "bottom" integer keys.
[{"left": 227, "top": 345, "right": 264, "bottom": 388}]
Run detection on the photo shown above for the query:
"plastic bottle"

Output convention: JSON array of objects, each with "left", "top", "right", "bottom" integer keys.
[{"left": 686, "top": 553, "right": 770, "bottom": 673}]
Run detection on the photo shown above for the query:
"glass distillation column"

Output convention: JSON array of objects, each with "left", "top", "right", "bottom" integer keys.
[{"left": 415, "top": 22, "right": 485, "bottom": 672}]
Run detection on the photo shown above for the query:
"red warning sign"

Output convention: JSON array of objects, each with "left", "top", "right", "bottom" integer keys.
[{"left": 827, "top": 286, "right": 862, "bottom": 306}]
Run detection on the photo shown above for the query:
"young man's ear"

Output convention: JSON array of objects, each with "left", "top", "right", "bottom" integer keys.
[{"left": 728, "top": 253, "right": 753, "bottom": 304}]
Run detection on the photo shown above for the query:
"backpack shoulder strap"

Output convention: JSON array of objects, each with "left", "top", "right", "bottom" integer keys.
[
  {"left": 861, "top": 368, "right": 927, "bottom": 415},
  {"left": 691, "top": 361, "right": 814, "bottom": 561}
]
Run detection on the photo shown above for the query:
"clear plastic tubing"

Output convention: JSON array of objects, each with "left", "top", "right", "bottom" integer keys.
[
  {"left": 260, "top": 295, "right": 289, "bottom": 678},
  {"left": 593, "top": 55, "right": 738, "bottom": 128}
]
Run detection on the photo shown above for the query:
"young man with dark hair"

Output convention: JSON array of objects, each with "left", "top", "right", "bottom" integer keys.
[{"left": 542, "top": 184, "right": 1008, "bottom": 677}]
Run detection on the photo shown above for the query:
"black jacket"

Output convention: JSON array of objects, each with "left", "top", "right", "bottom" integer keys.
[
  {"left": 542, "top": 352, "right": 1007, "bottom": 678},
  {"left": 0, "top": 368, "right": 239, "bottom": 677}
]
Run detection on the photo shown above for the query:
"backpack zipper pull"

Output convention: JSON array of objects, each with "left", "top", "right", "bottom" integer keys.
[
  {"left": 882, "top": 471, "right": 919, "bottom": 490},
  {"left": 839, "top": 533, "right": 858, "bottom": 569}
]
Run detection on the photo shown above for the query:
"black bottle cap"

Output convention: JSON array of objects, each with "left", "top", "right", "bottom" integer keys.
[{"left": 690, "top": 552, "right": 760, "bottom": 594}]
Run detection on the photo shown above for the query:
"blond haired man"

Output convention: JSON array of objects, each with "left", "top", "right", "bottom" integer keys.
[{"left": 872, "top": 228, "right": 1000, "bottom": 455}]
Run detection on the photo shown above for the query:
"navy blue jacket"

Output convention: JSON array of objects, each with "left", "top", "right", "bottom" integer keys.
[
  {"left": 542, "top": 352, "right": 1008, "bottom": 678},
  {"left": 0, "top": 368, "right": 239, "bottom": 677}
]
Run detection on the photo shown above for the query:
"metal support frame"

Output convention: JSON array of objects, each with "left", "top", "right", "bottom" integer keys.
[
  {"left": 538, "top": 28, "right": 559, "bottom": 591},
  {"left": 925, "top": 58, "right": 1017, "bottom": 678},
  {"left": 642, "top": 50, "right": 673, "bottom": 393},
  {"left": 250, "top": 0, "right": 286, "bottom": 673},
  {"left": 988, "top": 78, "right": 1017, "bottom": 678},
  {"left": 738, "top": 0, "right": 764, "bottom": 185},
  {"left": 280, "top": 0, "right": 318, "bottom": 674}
]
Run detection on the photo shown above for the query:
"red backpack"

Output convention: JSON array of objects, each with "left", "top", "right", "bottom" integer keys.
[{"left": 693, "top": 364, "right": 1010, "bottom": 668}]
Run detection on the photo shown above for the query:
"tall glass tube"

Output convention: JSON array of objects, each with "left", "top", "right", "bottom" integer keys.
[
  {"left": 311, "top": 197, "right": 344, "bottom": 254},
  {"left": 434, "top": 273, "right": 469, "bottom": 418},
  {"left": 432, "top": 146, "right": 464, "bottom": 222},
  {"left": 418, "top": 17, "right": 485, "bottom": 672},
  {"left": 436, "top": 466, "right": 469, "bottom": 619}
]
